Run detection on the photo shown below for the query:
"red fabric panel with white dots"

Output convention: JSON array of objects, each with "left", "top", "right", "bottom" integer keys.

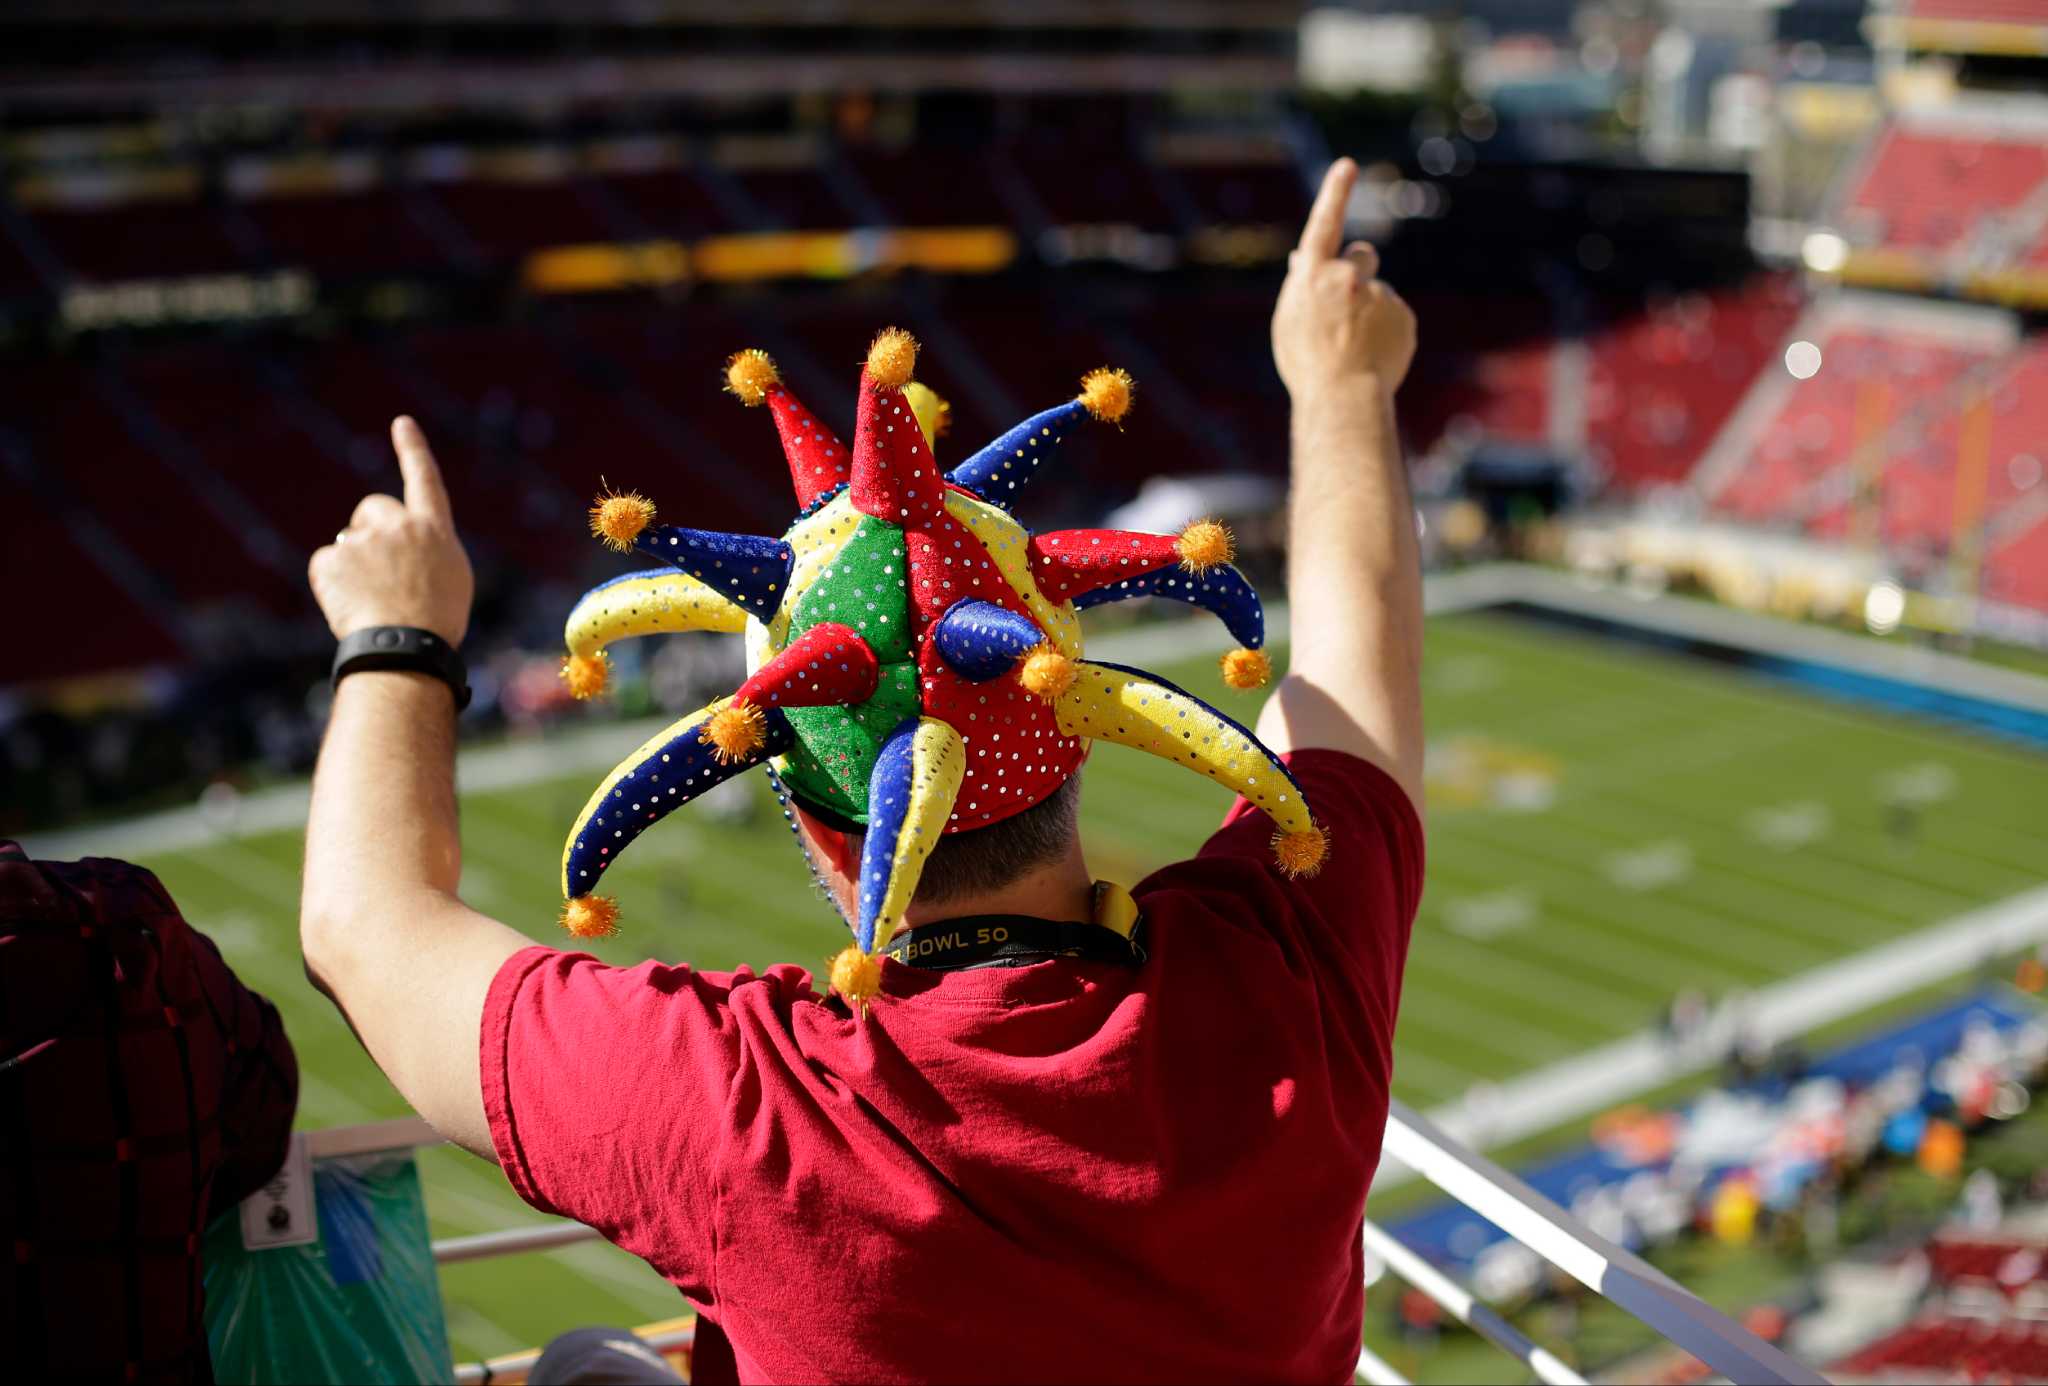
[
  {"left": 915, "top": 637, "right": 1085, "bottom": 834},
  {"left": 904, "top": 511, "right": 1086, "bottom": 832},
  {"left": 734, "top": 621, "right": 881, "bottom": 711},
  {"left": 849, "top": 378, "right": 946, "bottom": 524},
  {"left": 1026, "top": 529, "right": 1184, "bottom": 603},
  {"left": 766, "top": 385, "right": 850, "bottom": 509}
]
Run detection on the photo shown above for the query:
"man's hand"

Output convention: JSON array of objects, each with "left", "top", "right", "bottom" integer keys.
[
  {"left": 1272, "top": 157, "right": 1416, "bottom": 399},
  {"left": 309, "top": 417, "right": 473, "bottom": 647}
]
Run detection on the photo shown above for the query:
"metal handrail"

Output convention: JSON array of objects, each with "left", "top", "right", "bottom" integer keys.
[
  {"left": 452, "top": 1318, "right": 695, "bottom": 1386},
  {"left": 1359, "top": 1219, "right": 1586, "bottom": 1385},
  {"left": 1381, "top": 1099, "right": 1825, "bottom": 1385},
  {"left": 1353, "top": 1340, "right": 1411, "bottom": 1385},
  {"left": 297, "top": 1102, "right": 1824, "bottom": 1384},
  {"left": 435, "top": 1220, "right": 602, "bottom": 1264}
]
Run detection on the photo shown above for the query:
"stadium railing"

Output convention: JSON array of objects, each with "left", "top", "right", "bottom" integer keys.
[{"left": 309, "top": 1103, "right": 1822, "bottom": 1384}]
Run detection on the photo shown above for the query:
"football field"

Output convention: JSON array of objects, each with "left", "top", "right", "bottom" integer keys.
[{"left": 137, "top": 607, "right": 2048, "bottom": 1362}]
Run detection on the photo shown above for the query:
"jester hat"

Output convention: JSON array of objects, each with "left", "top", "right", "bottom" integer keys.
[{"left": 557, "top": 328, "right": 1324, "bottom": 1006}]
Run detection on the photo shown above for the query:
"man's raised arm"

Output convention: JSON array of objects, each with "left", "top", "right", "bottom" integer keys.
[
  {"left": 300, "top": 417, "right": 530, "bottom": 1158},
  {"left": 1257, "top": 157, "right": 1424, "bottom": 811}
]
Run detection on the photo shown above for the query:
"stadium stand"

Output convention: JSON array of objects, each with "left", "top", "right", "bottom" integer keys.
[
  {"left": 1986, "top": 512, "right": 2048, "bottom": 615},
  {"left": 1584, "top": 275, "right": 1805, "bottom": 490},
  {"left": 1836, "top": 1317, "right": 2048, "bottom": 1380},
  {"left": 411, "top": 165, "right": 629, "bottom": 271},
  {"left": 1693, "top": 288, "right": 2048, "bottom": 597},
  {"left": 1833, "top": 1233, "right": 2048, "bottom": 1382},
  {"left": 1836, "top": 122, "right": 2048, "bottom": 257},
  {"left": 1925, "top": 1235, "right": 2048, "bottom": 1296},
  {"left": 1717, "top": 326, "right": 1995, "bottom": 533},
  {"left": 241, "top": 183, "right": 460, "bottom": 280},
  {"left": 1395, "top": 292, "right": 1557, "bottom": 455},
  {"left": 23, "top": 188, "right": 256, "bottom": 283}
]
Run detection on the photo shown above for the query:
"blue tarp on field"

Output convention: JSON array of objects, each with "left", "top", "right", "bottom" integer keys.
[{"left": 1386, "top": 986, "right": 2042, "bottom": 1270}]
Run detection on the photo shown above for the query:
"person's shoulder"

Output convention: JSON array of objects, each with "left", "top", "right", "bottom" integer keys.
[
  {"left": 1135, "top": 745, "right": 1424, "bottom": 948},
  {"left": 499, "top": 948, "right": 829, "bottom": 1027},
  {"left": 0, "top": 842, "right": 182, "bottom": 929},
  {"left": 1280, "top": 747, "right": 1422, "bottom": 826}
]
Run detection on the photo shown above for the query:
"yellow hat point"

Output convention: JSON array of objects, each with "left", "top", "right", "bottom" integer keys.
[
  {"left": 724, "top": 348, "right": 780, "bottom": 406},
  {"left": 1177, "top": 519, "right": 1235, "bottom": 573},
  {"left": 1017, "top": 642, "right": 1078, "bottom": 701},
  {"left": 902, "top": 381, "right": 952, "bottom": 449},
  {"left": 829, "top": 945, "right": 883, "bottom": 1008},
  {"left": 1078, "top": 367, "right": 1134, "bottom": 424},
  {"left": 865, "top": 327, "right": 918, "bottom": 389},
  {"left": 1220, "top": 646, "right": 1271, "bottom": 690},
  {"left": 560, "top": 651, "right": 611, "bottom": 700},
  {"left": 589, "top": 488, "right": 656, "bottom": 553},
  {"left": 560, "top": 894, "right": 620, "bottom": 940},
  {"left": 1272, "top": 825, "right": 1328, "bottom": 879},
  {"left": 700, "top": 699, "right": 767, "bottom": 765}
]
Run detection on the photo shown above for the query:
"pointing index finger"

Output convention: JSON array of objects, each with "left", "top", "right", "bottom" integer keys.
[
  {"left": 391, "top": 415, "right": 452, "bottom": 526},
  {"left": 1296, "top": 156, "right": 1358, "bottom": 262}
]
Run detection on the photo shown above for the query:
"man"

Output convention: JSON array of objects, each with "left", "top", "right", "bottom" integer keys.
[
  {"left": 301, "top": 157, "right": 1422, "bottom": 1382},
  {"left": 1, "top": 842, "right": 299, "bottom": 1383}
]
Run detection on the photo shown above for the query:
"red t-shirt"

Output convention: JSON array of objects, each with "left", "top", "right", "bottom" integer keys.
[{"left": 484, "top": 750, "right": 1422, "bottom": 1384}]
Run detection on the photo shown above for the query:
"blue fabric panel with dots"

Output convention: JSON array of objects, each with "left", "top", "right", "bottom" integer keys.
[
  {"left": 583, "top": 564, "right": 694, "bottom": 596},
  {"left": 1073, "top": 559, "right": 1266, "bottom": 649},
  {"left": 944, "top": 399, "right": 1086, "bottom": 509},
  {"left": 634, "top": 526, "right": 796, "bottom": 620},
  {"left": 1084, "top": 657, "right": 1304, "bottom": 803},
  {"left": 930, "top": 598, "right": 1045, "bottom": 681},
  {"left": 565, "top": 708, "right": 796, "bottom": 897},
  {"left": 855, "top": 716, "right": 922, "bottom": 952}
]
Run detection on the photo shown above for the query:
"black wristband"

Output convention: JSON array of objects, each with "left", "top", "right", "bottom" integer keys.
[{"left": 331, "top": 626, "right": 471, "bottom": 711}]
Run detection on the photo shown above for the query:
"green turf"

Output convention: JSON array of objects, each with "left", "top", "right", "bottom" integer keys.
[{"left": 135, "top": 609, "right": 2048, "bottom": 1365}]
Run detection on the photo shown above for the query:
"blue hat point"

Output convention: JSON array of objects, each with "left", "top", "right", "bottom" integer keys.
[{"left": 635, "top": 526, "right": 796, "bottom": 621}]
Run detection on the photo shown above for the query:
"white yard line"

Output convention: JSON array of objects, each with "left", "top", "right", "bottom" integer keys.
[{"left": 1374, "top": 880, "right": 2048, "bottom": 1193}]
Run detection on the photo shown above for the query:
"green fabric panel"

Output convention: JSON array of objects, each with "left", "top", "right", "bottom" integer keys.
[
  {"left": 773, "top": 513, "right": 917, "bottom": 822},
  {"left": 787, "top": 514, "right": 912, "bottom": 662},
  {"left": 778, "top": 661, "right": 921, "bottom": 822}
]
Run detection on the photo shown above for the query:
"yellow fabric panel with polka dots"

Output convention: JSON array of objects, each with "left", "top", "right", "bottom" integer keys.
[
  {"left": 873, "top": 717, "right": 967, "bottom": 944},
  {"left": 750, "top": 489, "right": 863, "bottom": 669},
  {"left": 564, "top": 571, "right": 748, "bottom": 659},
  {"left": 1053, "top": 661, "right": 1313, "bottom": 836},
  {"left": 942, "top": 490, "right": 1083, "bottom": 658}
]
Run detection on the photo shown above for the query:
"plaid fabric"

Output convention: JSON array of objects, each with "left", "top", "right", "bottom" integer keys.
[{"left": 0, "top": 841, "right": 298, "bottom": 1385}]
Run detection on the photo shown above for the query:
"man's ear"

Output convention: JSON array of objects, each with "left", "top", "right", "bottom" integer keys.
[{"left": 793, "top": 805, "right": 860, "bottom": 877}]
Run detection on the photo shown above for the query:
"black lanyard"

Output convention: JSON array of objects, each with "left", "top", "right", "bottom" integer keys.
[{"left": 882, "top": 914, "right": 1146, "bottom": 972}]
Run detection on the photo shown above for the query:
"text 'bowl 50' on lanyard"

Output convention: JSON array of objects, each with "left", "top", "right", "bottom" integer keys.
[{"left": 880, "top": 881, "right": 1146, "bottom": 973}]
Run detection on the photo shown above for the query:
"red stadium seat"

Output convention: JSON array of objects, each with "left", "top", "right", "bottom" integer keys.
[
  {"left": 1585, "top": 275, "right": 1805, "bottom": 491},
  {"left": 1841, "top": 126, "right": 2048, "bottom": 255}
]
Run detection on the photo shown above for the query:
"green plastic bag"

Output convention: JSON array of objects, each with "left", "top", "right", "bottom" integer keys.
[{"left": 204, "top": 1148, "right": 453, "bottom": 1384}]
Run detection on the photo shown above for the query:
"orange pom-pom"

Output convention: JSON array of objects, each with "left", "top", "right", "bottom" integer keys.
[
  {"left": 1017, "top": 642, "right": 1077, "bottom": 701},
  {"left": 1177, "top": 519, "right": 1235, "bottom": 573},
  {"left": 865, "top": 327, "right": 918, "bottom": 388},
  {"left": 1078, "top": 367, "right": 1135, "bottom": 424},
  {"left": 1220, "top": 646, "right": 1271, "bottom": 689},
  {"left": 560, "top": 894, "right": 620, "bottom": 939},
  {"left": 560, "top": 651, "right": 610, "bottom": 700},
  {"left": 589, "top": 488, "right": 655, "bottom": 553},
  {"left": 829, "top": 945, "right": 882, "bottom": 1007},
  {"left": 724, "top": 348, "right": 780, "bottom": 405},
  {"left": 1272, "top": 825, "right": 1328, "bottom": 879},
  {"left": 700, "top": 699, "right": 766, "bottom": 765}
]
